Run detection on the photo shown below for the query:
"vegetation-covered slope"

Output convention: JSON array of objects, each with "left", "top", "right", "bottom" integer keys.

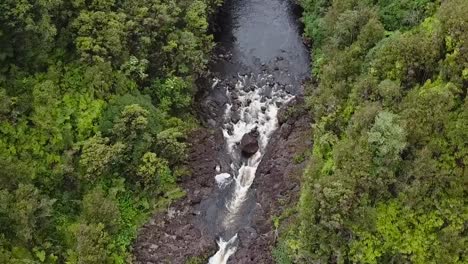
[
  {"left": 277, "top": 0, "right": 467, "bottom": 263},
  {"left": 0, "top": 0, "right": 221, "bottom": 262}
]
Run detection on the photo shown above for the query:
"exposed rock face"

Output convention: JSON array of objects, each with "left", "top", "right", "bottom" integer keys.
[{"left": 240, "top": 132, "right": 259, "bottom": 157}]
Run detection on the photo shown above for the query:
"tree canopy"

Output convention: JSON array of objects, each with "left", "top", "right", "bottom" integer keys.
[
  {"left": 0, "top": 0, "right": 221, "bottom": 262},
  {"left": 277, "top": 0, "right": 468, "bottom": 263}
]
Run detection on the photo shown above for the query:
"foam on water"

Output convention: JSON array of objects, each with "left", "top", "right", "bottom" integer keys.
[
  {"left": 215, "top": 173, "right": 232, "bottom": 188},
  {"left": 208, "top": 235, "right": 238, "bottom": 264}
]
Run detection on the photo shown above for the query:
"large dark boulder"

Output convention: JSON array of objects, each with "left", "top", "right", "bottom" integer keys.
[{"left": 240, "top": 132, "right": 259, "bottom": 157}]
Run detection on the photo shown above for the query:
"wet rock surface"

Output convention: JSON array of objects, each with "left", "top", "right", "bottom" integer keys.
[
  {"left": 230, "top": 98, "right": 312, "bottom": 264},
  {"left": 240, "top": 132, "right": 259, "bottom": 157}
]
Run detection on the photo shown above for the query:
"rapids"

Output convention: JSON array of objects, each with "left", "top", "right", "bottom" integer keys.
[
  {"left": 208, "top": 73, "right": 293, "bottom": 263},
  {"left": 206, "top": 0, "right": 310, "bottom": 262}
]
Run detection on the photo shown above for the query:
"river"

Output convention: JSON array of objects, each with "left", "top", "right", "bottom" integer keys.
[
  {"left": 133, "top": 0, "right": 309, "bottom": 262},
  {"left": 206, "top": 0, "right": 309, "bottom": 262}
]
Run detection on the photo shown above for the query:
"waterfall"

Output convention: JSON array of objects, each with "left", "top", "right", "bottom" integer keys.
[{"left": 208, "top": 73, "right": 293, "bottom": 264}]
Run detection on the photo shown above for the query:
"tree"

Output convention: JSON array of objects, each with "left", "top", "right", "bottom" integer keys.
[
  {"left": 67, "top": 223, "right": 110, "bottom": 264},
  {"left": 112, "top": 104, "right": 150, "bottom": 140},
  {"left": 155, "top": 128, "right": 187, "bottom": 166},
  {"left": 151, "top": 76, "right": 192, "bottom": 113},
  {"left": 438, "top": 0, "right": 468, "bottom": 85},
  {"left": 0, "top": 0, "right": 61, "bottom": 72},
  {"left": 136, "top": 152, "right": 171, "bottom": 187},
  {"left": 281, "top": 1, "right": 468, "bottom": 263},
  {"left": 5, "top": 184, "right": 54, "bottom": 246},
  {"left": 0, "top": 0, "right": 231, "bottom": 261},
  {"left": 73, "top": 11, "right": 127, "bottom": 64},
  {"left": 79, "top": 135, "right": 125, "bottom": 181},
  {"left": 368, "top": 111, "right": 406, "bottom": 168},
  {"left": 81, "top": 187, "right": 120, "bottom": 233}
]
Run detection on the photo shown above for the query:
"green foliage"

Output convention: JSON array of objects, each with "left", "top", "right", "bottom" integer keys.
[
  {"left": 0, "top": 0, "right": 61, "bottom": 72},
  {"left": 292, "top": 152, "right": 307, "bottom": 164},
  {"left": 1, "top": 184, "right": 55, "bottom": 245},
  {"left": 67, "top": 223, "right": 111, "bottom": 264},
  {"left": 81, "top": 187, "right": 121, "bottom": 233},
  {"left": 80, "top": 135, "right": 126, "bottom": 181},
  {"left": 367, "top": 111, "right": 406, "bottom": 167},
  {"left": 369, "top": 29, "right": 443, "bottom": 88},
  {"left": 378, "top": 0, "right": 437, "bottom": 31},
  {"left": 73, "top": 11, "right": 127, "bottom": 64},
  {"left": 350, "top": 197, "right": 467, "bottom": 264},
  {"left": 0, "top": 0, "right": 220, "bottom": 261},
  {"left": 273, "top": 241, "right": 293, "bottom": 264},
  {"left": 377, "top": 79, "right": 402, "bottom": 106},
  {"left": 279, "top": 0, "right": 468, "bottom": 263},
  {"left": 151, "top": 76, "right": 193, "bottom": 113},
  {"left": 112, "top": 104, "right": 150, "bottom": 140},
  {"left": 136, "top": 152, "right": 171, "bottom": 187},
  {"left": 156, "top": 127, "right": 188, "bottom": 165},
  {"left": 99, "top": 92, "right": 163, "bottom": 135},
  {"left": 186, "top": 256, "right": 206, "bottom": 264}
]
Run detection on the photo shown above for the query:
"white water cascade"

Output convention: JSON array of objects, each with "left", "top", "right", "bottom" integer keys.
[{"left": 209, "top": 73, "right": 293, "bottom": 264}]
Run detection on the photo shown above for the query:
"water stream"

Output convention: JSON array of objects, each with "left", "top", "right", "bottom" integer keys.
[
  {"left": 205, "top": 0, "right": 310, "bottom": 262},
  {"left": 209, "top": 74, "right": 293, "bottom": 263}
]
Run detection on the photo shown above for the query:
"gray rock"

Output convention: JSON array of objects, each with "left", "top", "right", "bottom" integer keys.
[
  {"left": 231, "top": 103, "right": 239, "bottom": 112},
  {"left": 207, "top": 119, "right": 216, "bottom": 127},
  {"left": 238, "top": 227, "right": 258, "bottom": 247},
  {"left": 225, "top": 123, "right": 234, "bottom": 135},
  {"left": 243, "top": 85, "right": 253, "bottom": 93},
  {"left": 231, "top": 112, "right": 241, "bottom": 124},
  {"left": 240, "top": 132, "right": 259, "bottom": 157}
]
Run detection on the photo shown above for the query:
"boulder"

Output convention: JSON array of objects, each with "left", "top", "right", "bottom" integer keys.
[
  {"left": 231, "top": 112, "right": 241, "bottom": 124},
  {"left": 240, "top": 132, "right": 259, "bottom": 157}
]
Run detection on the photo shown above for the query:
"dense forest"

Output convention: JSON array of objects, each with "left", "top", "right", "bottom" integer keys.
[
  {"left": 0, "top": 0, "right": 221, "bottom": 262},
  {"left": 276, "top": 0, "right": 467, "bottom": 263},
  {"left": 1, "top": 0, "right": 467, "bottom": 263}
]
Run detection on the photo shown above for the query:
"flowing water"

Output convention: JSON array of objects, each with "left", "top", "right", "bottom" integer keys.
[
  {"left": 208, "top": 74, "right": 293, "bottom": 263},
  {"left": 205, "top": 0, "right": 309, "bottom": 262}
]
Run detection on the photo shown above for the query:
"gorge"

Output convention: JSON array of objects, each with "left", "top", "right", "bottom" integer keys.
[{"left": 134, "top": 0, "right": 311, "bottom": 262}]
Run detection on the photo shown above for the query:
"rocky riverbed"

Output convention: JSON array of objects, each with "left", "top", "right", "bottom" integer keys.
[
  {"left": 226, "top": 97, "right": 312, "bottom": 264},
  {"left": 133, "top": 0, "right": 311, "bottom": 262},
  {"left": 133, "top": 96, "right": 311, "bottom": 263}
]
